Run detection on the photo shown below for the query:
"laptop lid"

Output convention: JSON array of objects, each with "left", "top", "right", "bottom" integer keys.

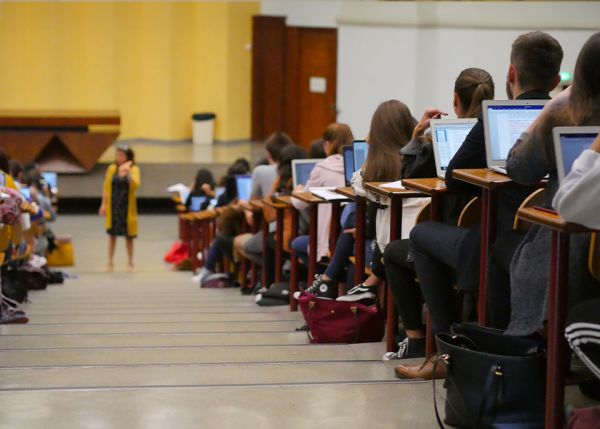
[
  {"left": 483, "top": 100, "right": 547, "bottom": 168},
  {"left": 342, "top": 145, "right": 354, "bottom": 186},
  {"left": 553, "top": 126, "right": 600, "bottom": 184},
  {"left": 235, "top": 175, "right": 252, "bottom": 201},
  {"left": 353, "top": 140, "right": 368, "bottom": 172},
  {"left": 189, "top": 196, "right": 207, "bottom": 212},
  {"left": 431, "top": 118, "right": 478, "bottom": 178},
  {"left": 291, "top": 159, "right": 320, "bottom": 188}
]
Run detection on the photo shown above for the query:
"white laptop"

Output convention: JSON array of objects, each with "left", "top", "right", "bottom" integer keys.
[
  {"left": 431, "top": 118, "right": 478, "bottom": 179},
  {"left": 553, "top": 126, "right": 600, "bottom": 184},
  {"left": 483, "top": 100, "right": 548, "bottom": 174},
  {"left": 291, "top": 159, "right": 320, "bottom": 187}
]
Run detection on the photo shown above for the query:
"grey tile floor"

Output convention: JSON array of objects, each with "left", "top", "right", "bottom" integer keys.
[{"left": 0, "top": 215, "right": 594, "bottom": 428}]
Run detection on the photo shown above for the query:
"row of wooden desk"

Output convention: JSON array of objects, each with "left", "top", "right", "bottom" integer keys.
[{"left": 178, "top": 169, "right": 595, "bottom": 429}]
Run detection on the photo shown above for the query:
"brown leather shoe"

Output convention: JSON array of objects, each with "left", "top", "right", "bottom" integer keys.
[{"left": 394, "top": 355, "right": 447, "bottom": 380}]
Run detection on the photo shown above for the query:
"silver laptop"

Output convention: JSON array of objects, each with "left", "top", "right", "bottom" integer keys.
[
  {"left": 483, "top": 100, "right": 548, "bottom": 174},
  {"left": 431, "top": 118, "right": 477, "bottom": 179},
  {"left": 291, "top": 159, "right": 320, "bottom": 188},
  {"left": 553, "top": 126, "right": 600, "bottom": 184}
]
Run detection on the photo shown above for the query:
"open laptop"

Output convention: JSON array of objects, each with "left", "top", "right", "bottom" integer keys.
[
  {"left": 235, "top": 174, "right": 252, "bottom": 201},
  {"left": 431, "top": 118, "right": 477, "bottom": 178},
  {"left": 553, "top": 126, "right": 600, "bottom": 184},
  {"left": 291, "top": 159, "right": 320, "bottom": 188},
  {"left": 41, "top": 172, "right": 58, "bottom": 193},
  {"left": 189, "top": 196, "right": 207, "bottom": 212},
  {"left": 342, "top": 145, "right": 354, "bottom": 186},
  {"left": 483, "top": 100, "right": 548, "bottom": 174},
  {"left": 353, "top": 140, "right": 368, "bottom": 172}
]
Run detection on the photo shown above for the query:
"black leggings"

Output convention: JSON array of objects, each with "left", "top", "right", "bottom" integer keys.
[{"left": 383, "top": 239, "right": 422, "bottom": 332}]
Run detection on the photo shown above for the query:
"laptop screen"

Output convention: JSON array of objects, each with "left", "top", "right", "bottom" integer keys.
[
  {"left": 342, "top": 145, "right": 354, "bottom": 185},
  {"left": 190, "top": 196, "right": 206, "bottom": 212},
  {"left": 292, "top": 160, "right": 318, "bottom": 187},
  {"left": 41, "top": 172, "right": 58, "bottom": 191},
  {"left": 557, "top": 132, "right": 598, "bottom": 182},
  {"left": 353, "top": 140, "right": 368, "bottom": 171},
  {"left": 431, "top": 120, "right": 477, "bottom": 175},
  {"left": 235, "top": 175, "right": 252, "bottom": 201},
  {"left": 486, "top": 103, "right": 545, "bottom": 162}
]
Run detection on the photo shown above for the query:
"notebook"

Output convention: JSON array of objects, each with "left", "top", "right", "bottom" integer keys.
[
  {"left": 483, "top": 100, "right": 547, "bottom": 174},
  {"left": 431, "top": 118, "right": 478, "bottom": 178},
  {"left": 553, "top": 126, "right": 600, "bottom": 184},
  {"left": 235, "top": 175, "right": 252, "bottom": 201},
  {"left": 292, "top": 159, "right": 320, "bottom": 187}
]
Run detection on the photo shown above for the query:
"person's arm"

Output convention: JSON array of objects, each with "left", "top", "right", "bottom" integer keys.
[
  {"left": 412, "top": 108, "right": 448, "bottom": 141},
  {"left": 445, "top": 120, "right": 486, "bottom": 193},
  {"left": 99, "top": 165, "right": 115, "bottom": 216},
  {"left": 553, "top": 138, "right": 600, "bottom": 229},
  {"left": 128, "top": 165, "right": 141, "bottom": 191},
  {"left": 506, "top": 95, "right": 569, "bottom": 186}
]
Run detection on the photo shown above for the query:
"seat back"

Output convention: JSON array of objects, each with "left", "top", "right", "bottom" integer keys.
[
  {"left": 457, "top": 197, "right": 481, "bottom": 228},
  {"left": 589, "top": 233, "right": 600, "bottom": 282},
  {"left": 415, "top": 201, "right": 431, "bottom": 225},
  {"left": 513, "top": 188, "right": 548, "bottom": 231}
]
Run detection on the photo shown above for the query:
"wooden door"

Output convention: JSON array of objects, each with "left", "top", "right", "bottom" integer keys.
[{"left": 285, "top": 27, "right": 338, "bottom": 148}]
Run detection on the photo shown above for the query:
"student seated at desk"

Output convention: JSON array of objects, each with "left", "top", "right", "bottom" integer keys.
[
  {"left": 290, "top": 123, "right": 352, "bottom": 278},
  {"left": 383, "top": 67, "right": 495, "bottom": 360},
  {"left": 397, "top": 31, "right": 564, "bottom": 380},
  {"left": 554, "top": 136, "right": 600, "bottom": 402},
  {"left": 233, "top": 132, "right": 293, "bottom": 270},
  {"left": 500, "top": 33, "right": 600, "bottom": 340},
  {"left": 185, "top": 169, "right": 215, "bottom": 212},
  {"left": 308, "top": 100, "right": 422, "bottom": 300}
]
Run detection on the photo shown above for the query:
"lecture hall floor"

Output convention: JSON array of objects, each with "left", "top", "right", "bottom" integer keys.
[{"left": 0, "top": 215, "right": 436, "bottom": 428}]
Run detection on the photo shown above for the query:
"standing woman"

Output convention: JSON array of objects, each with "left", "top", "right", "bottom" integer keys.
[{"left": 99, "top": 146, "right": 141, "bottom": 272}]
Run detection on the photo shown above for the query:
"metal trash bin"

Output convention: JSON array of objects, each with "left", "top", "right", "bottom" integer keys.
[{"left": 191, "top": 112, "right": 216, "bottom": 145}]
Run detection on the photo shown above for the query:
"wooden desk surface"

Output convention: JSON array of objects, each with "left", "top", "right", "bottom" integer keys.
[
  {"left": 365, "top": 182, "right": 426, "bottom": 198},
  {"left": 291, "top": 191, "right": 326, "bottom": 204},
  {"left": 517, "top": 207, "right": 593, "bottom": 234},
  {"left": 274, "top": 195, "right": 294, "bottom": 206},
  {"left": 262, "top": 197, "right": 290, "bottom": 210},
  {"left": 452, "top": 168, "right": 512, "bottom": 189},
  {"left": 0, "top": 110, "right": 121, "bottom": 127},
  {"left": 249, "top": 200, "right": 265, "bottom": 210},
  {"left": 402, "top": 178, "right": 448, "bottom": 194},
  {"left": 335, "top": 187, "right": 359, "bottom": 200}
]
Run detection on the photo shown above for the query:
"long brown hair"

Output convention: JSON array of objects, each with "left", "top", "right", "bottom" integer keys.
[
  {"left": 569, "top": 31, "right": 600, "bottom": 125},
  {"left": 322, "top": 123, "right": 354, "bottom": 155},
  {"left": 454, "top": 68, "right": 495, "bottom": 118},
  {"left": 363, "top": 100, "right": 417, "bottom": 182}
]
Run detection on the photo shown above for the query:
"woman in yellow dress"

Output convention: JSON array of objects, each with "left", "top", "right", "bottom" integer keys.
[{"left": 99, "top": 146, "right": 140, "bottom": 272}]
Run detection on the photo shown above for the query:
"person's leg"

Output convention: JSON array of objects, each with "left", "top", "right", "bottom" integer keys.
[
  {"left": 384, "top": 239, "right": 423, "bottom": 337},
  {"left": 126, "top": 238, "right": 134, "bottom": 271},
  {"left": 243, "top": 231, "right": 263, "bottom": 265},
  {"left": 321, "top": 232, "right": 354, "bottom": 281},
  {"left": 291, "top": 235, "right": 309, "bottom": 267},
  {"left": 204, "top": 241, "right": 220, "bottom": 273},
  {"left": 487, "top": 230, "right": 526, "bottom": 329},
  {"left": 233, "top": 233, "right": 252, "bottom": 259},
  {"left": 410, "top": 221, "right": 468, "bottom": 335},
  {"left": 263, "top": 232, "right": 276, "bottom": 287},
  {"left": 337, "top": 245, "right": 383, "bottom": 301},
  {"left": 107, "top": 235, "right": 117, "bottom": 271}
]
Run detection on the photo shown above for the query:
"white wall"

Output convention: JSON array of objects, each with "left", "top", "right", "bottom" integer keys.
[{"left": 258, "top": 1, "right": 600, "bottom": 139}]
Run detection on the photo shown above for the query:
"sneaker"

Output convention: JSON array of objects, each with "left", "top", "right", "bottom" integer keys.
[
  {"left": 0, "top": 303, "right": 28, "bottom": 324},
  {"left": 383, "top": 337, "right": 426, "bottom": 361},
  {"left": 294, "top": 274, "right": 336, "bottom": 300},
  {"left": 336, "top": 283, "right": 376, "bottom": 302}
]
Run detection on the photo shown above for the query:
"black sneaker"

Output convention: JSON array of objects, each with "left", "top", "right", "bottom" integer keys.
[
  {"left": 336, "top": 283, "right": 376, "bottom": 302},
  {"left": 296, "top": 275, "right": 336, "bottom": 300},
  {"left": 383, "top": 337, "right": 426, "bottom": 360}
]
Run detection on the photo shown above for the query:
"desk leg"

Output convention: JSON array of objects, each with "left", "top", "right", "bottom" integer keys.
[
  {"left": 425, "top": 195, "right": 442, "bottom": 355},
  {"left": 190, "top": 219, "right": 200, "bottom": 272},
  {"left": 289, "top": 208, "right": 299, "bottom": 311},
  {"left": 386, "top": 197, "right": 402, "bottom": 353},
  {"left": 430, "top": 194, "right": 442, "bottom": 221},
  {"left": 261, "top": 218, "right": 269, "bottom": 289},
  {"left": 354, "top": 198, "right": 366, "bottom": 286},
  {"left": 274, "top": 208, "right": 284, "bottom": 283},
  {"left": 478, "top": 189, "right": 496, "bottom": 326},
  {"left": 546, "top": 231, "right": 569, "bottom": 429},
  {"left": 330, "top": 202, "right": 341, "bottom": 253},
  {"left": 307, "top": 204, "right": 319, "bottom": 283}
]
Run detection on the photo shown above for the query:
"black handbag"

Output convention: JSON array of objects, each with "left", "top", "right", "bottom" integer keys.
[{"left": 433, "top": 323, "right": 546, "bottom": 429}]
